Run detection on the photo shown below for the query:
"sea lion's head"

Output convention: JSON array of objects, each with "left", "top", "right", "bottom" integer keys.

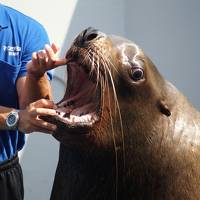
[{"left": 52, "top": 27, "right": 172, "bottom": 146}]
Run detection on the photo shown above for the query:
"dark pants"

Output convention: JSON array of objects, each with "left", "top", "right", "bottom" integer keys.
[{"left": 0, "top": 155, "right": 24, "bottom": 200}]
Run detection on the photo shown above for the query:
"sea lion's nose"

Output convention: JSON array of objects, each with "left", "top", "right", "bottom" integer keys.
[
  {"left": 83, "top": 27, "right": 99, "bottom": 42},
  {"left": 76, "top": 27, "right": 101, "bottom": 47}
]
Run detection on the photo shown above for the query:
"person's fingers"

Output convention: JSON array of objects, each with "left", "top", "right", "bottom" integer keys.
[
  {"left": 27, "top": 44, "right": 67, "bottom": 77},
  {"left": 27, "top": 52, "right": 40, "bottom": 71},
  {"left": 31, "top": 108, "right": 58, "bottom": 117},
  {"left": 45, "top": 44, "right": 67, "bottom": 67},
  {"left": 28, "top": 122, "right": 56, "bottom": 134},
  {"left": 32, "top": 52, "right": 39, "bottom": 65},
  {"left": 37, "top": 50, "right": 48, "bottom": 67},
  {"left": 37, "top": 49, "right": 47, "bottom": 60},
  {"left": 18, "top": 109, "right": 56, "bottom": 134},
  {"left": 53, "top": 58, "right": 67, "bottom": 67},
  {"left": 51, "top": 42, "right": 60, "bottom": 53},
  {"left": 45, "top": 44, "right": 57, "bottom": 62},
  {"left": 31, "top": 99, "right": 57, "bottom": 109},
  {"left": 31, "top": 119, "right": 57, "bottom": 133}
]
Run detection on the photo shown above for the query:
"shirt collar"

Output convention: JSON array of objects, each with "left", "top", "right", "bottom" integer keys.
[{"left": 0, "top": 4, "right": 9, "bottom": 31}]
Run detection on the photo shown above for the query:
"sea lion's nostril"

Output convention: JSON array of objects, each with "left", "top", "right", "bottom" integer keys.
[
  {"left": 86, "top": 33, "right": 98, "bottom": 42},
  {"left": 77, "top": 27, "right": 100, "bottom": 47}
]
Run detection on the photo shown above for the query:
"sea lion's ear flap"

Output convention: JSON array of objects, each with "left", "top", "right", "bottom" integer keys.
[{"left": 157, "top": 100, "right": 171, "bottom": 117}]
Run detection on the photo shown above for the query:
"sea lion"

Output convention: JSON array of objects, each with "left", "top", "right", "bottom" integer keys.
[{"left": 49, "top": 27, "right": 200, "bottom": 200}]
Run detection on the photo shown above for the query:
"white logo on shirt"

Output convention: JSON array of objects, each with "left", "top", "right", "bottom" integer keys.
[{"left": 2, "top": 45, "right": 21, "bottom": 56}]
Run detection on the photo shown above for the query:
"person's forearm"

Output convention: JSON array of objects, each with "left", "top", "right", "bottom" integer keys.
[
  {"left": 23, "top": 73, "right": 53, "bottom": 107},
  {"left": 0, "top": 106, "right": 16, "bottom": 130}
]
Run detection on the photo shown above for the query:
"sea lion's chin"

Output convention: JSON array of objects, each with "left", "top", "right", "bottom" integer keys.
[{"left": 54, "top": 61, "right": 101, "bottom": 136}]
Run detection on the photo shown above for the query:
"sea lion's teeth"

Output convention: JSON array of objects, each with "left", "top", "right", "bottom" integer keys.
[
  {"left": 61, "top": 114, "right": 94, "bottom": 124},
  {"left": 56, "top": 111, "right": 61, "bottom": 115},
  {"left": 56, "top": 111, "right": 66, "bottom": 117},
  {"left": 83, "top": 115, "right": 92, "bottom": 123},
  {"left": 56, "top": 107, "right": 73, "bottom": 118},
  {"left": 63, "top": 112, "right": 70, "bottom": 118}
]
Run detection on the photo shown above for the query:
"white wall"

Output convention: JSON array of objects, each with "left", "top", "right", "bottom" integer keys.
[
  {"left": 125, "top": 0, "right": 200, "bottom": 109},
  {"left": 1, "top": 0, "right": 200, "bottom": 199}
]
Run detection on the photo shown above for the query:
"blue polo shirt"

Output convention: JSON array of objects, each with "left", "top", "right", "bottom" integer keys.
[{"left": 0, "top": 4, "right": 52, "bottom": 163}]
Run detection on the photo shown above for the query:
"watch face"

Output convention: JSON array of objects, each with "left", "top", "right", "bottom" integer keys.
[
  {"left": 6, "top": 111, "right": 19, "bottom": 129},
  {"left": 8, "top": 114, "right": 17, "bottom": 125}
]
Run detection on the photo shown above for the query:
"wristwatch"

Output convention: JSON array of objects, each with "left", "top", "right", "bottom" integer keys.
[{"left": 6, "top": 110, "right": 19, "bottom": 130}]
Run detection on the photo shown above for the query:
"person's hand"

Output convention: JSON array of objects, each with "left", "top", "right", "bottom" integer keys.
[
  {"left": 18, "top": 99, "right": 58, "bottom": 134},
  {"left": 26, "top": 43, "right": 67, "bottom": 78}
]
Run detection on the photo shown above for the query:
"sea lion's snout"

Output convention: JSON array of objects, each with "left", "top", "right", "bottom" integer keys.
[{"left": 48, "top": 27, "right": 107, "bottom": 139}]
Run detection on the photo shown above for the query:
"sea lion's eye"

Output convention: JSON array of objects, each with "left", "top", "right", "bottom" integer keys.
[{"left": 131, "top": 67, "right": 144, "bottom": 81}]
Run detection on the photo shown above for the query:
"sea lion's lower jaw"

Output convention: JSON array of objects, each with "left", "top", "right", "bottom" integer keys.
[{"left": 53, "top": 111, "right": 99, "bottom": 134}]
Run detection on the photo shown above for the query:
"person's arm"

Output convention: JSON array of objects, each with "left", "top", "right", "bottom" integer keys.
[
  {"left": 21, "top": 43, "right": 66, "bottom": 107},
  {"left": 0, "top": 46, "right": 64, "bottom": 134},
  {"left": 12, "top": 43, "right": 66, "bottom": 134},
  {"left": 0, "top": 44, "right": 65, "bottom": 133},
  {"left": 19, "top": 71, "right": 52, "bottom": 109},
  {"left": 0, "top": 67, "right": 56, "bottom": 133},
  {"left": 0, "top": 21, "right": 64, "bottom": 134},
  {"left": 17, "top": 43, "right": 66, "bottom": 134}
]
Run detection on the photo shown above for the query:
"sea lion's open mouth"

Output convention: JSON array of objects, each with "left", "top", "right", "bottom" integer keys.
[{"left": 54, "top": 61, "right": 101, "bottom": 135}]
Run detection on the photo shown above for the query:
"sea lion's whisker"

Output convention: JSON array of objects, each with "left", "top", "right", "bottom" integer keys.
[
  {"left": 102, "top": 61, "right": 127, "bottom": 199},
  {"left": 104, "top": 61, "right": 126, "bottom": 169},
  {"left": 105, "top": 71, "right": 119, "bottom": 199},
  {"left": 96, "top": 56, "right": 100, "bottom": 89},
  {"left": 91, "top": 52, "right": 95, "bottom": 72},
  {"left": 103, "top": 53, "right": 120, "bottom": 75},
  {"left": 82, "top": 50, "right": 90, "bottom": 66}
]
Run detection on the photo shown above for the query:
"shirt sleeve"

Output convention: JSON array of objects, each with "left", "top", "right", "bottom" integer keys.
[{"left": 18, "top": 21, "right": 53, "bottom": 80}]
